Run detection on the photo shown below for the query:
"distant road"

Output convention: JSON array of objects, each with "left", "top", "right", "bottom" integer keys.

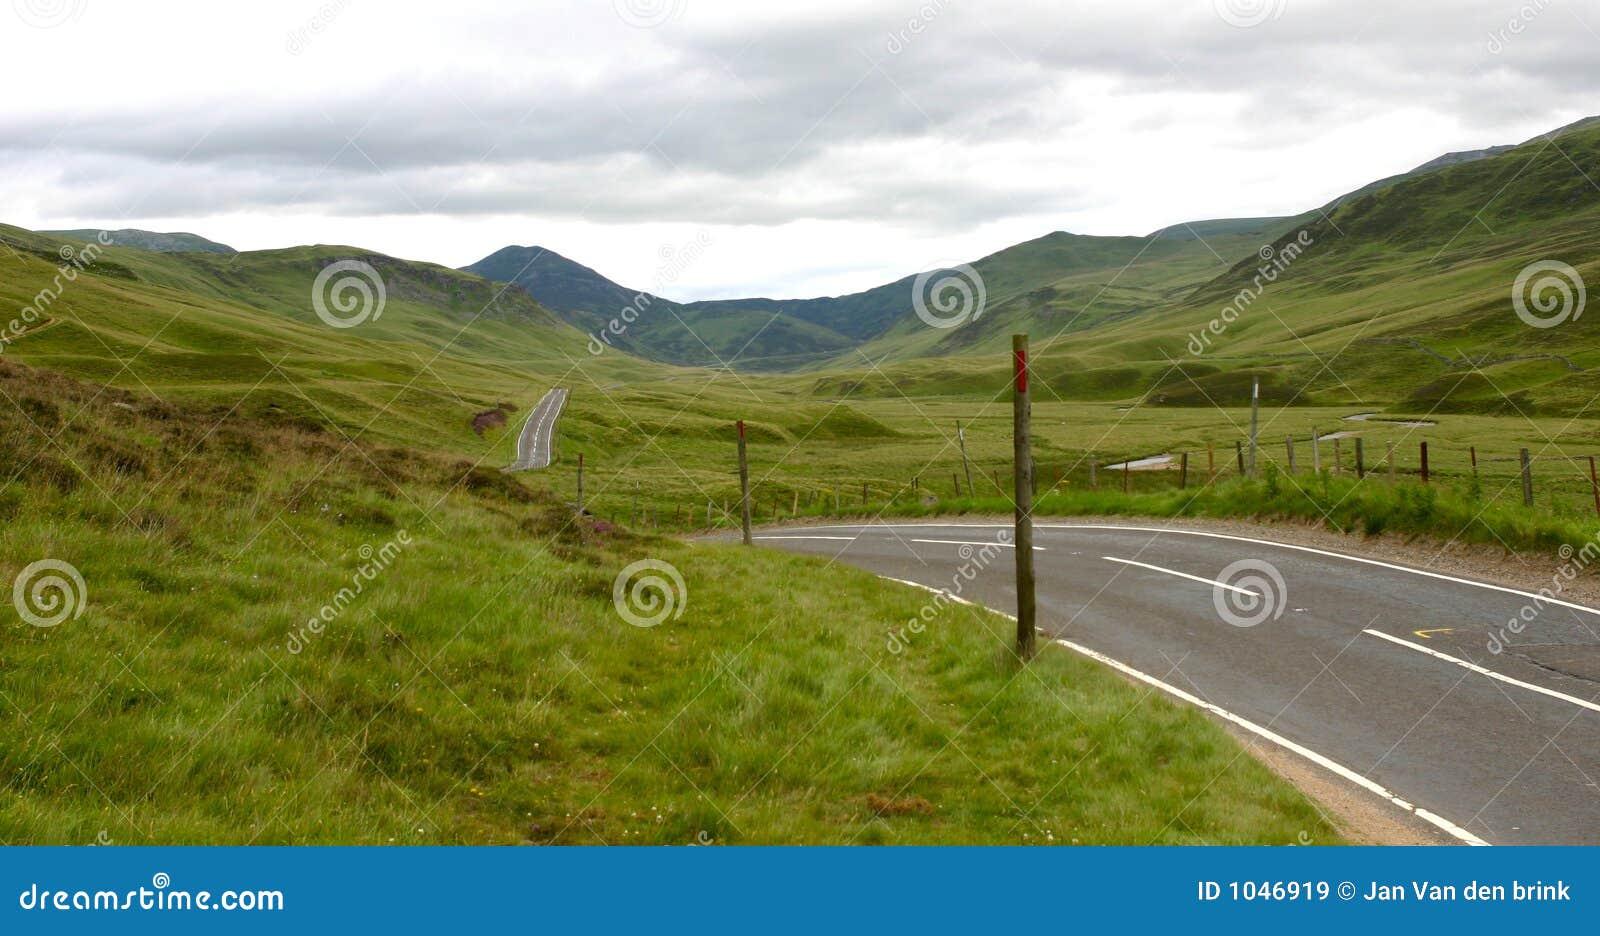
[
  {"left": 755, "top": 521, "right": 1600, "bottom": 846},
  {"left": 508, "top": 388, "right": 568, "bottom": 471}
]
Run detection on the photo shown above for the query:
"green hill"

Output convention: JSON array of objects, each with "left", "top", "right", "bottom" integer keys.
[{"left": 42, "top": 228, "right": 236, "bottom": 254}]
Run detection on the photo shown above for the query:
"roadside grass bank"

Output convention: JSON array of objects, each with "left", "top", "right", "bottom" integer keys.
[
  {"left": 711, "top": 469, "right": 1600, "bottom": 559},
  {"left": 0, "top": 360, "right": 1339, "bottom": 845}
]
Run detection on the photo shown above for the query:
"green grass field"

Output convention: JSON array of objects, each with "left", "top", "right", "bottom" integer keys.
[{"left": 0, "top": 358, "right": 1339, "bottom": 845}]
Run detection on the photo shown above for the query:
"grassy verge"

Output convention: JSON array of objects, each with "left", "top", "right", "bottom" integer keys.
[
  {"left": 699, "top": 467, "right": 1600, "bottom": 559},
  {"left": 0, "top": 359, "right": 1338, "bottom": 845}
]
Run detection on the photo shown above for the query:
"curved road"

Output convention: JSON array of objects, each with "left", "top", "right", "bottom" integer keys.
[
  {"left": 509, "top": 388, "right": 567, "bottom": 471},
  {"left": 755, "top": 521, "right": 1600, "bottom": 845}
]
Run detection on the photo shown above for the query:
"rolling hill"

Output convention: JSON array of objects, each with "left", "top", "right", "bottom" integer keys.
[{"left": 42, "top": 228, "right": 236, "bottom": 254}]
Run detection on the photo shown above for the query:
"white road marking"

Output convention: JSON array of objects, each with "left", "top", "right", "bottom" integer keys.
[
  {"left": 1101, "top": 555, "right": 1256, "bottom": 596},
  {"left": 875, "top": 574, "right": 1488, "bottom": 846},
  {"left": 1363, "top": 629, "right": 1600, "bottom": 715},
  {"left": 755, "top": 535, "right": 861, "bottom": 542},
  {"left": 802, "top": 521, "right": 1600, "bottom": 619},
  {"left": 910, "top": 538, "right": 1044, "bottom": 551}
]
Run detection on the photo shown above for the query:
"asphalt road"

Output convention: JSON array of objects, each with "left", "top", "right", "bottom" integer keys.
[
  {"left": 754, "top": 521, "right": 1600, "bottom": 845},
  {"left": 508, "top": 388, "right": 567, "bottom": 471}
]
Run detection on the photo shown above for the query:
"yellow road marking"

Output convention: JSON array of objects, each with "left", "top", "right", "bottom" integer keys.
[{"left": 1413, "top": 627, "right": 1454, "bottom": 639}]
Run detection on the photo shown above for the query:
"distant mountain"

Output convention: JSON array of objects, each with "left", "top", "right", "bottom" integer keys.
[
  {"left": 462, "top": 245, "right": 858, "bottom": 369},
  {"left": 42, "top": 228, "right": 236, "bottom": 254}
]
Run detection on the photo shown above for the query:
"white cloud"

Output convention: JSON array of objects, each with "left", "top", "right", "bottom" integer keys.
[{"left": 3, "top": 0, "right": 1596, "bottom": 297}]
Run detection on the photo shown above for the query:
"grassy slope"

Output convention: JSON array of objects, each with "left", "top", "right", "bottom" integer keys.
[{"left": 0, "top": 359, "right": 1336, "bottom": 845}]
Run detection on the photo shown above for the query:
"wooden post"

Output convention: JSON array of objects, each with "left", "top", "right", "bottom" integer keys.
[
  {"left": 576, "top": 453, "right": 585, "bottom": 513},
  {"left": 1470, "top": 446, "right": 1478, "bottom": 475},
  {"left": 862, "top": 481, "right": 869, "bottom": 505},
  {"left": 737, "top": 420, "right": 752, "bottom": 546},
  {"left": 952, "top": 472, "right": 961, "bottom": 497},
  {"left": 1236, "top": 441, "right": 1245, "bottom": 475},
  {"left": 792, "top": 490, "right": 799, "bottom": 515},
  {"left": 992, "top": 468, "right": 1002, "bottom": 494},
  {"left": 1089, "top": 457, "right": 1098, "bottom": 489},
  {"left": 1207, "top": 441, "right": 1215, "bottom": 482},
  {"left": 1520, "top": 449, "right": 1534, "bottom": 506},
  {"left": 1311, "top": 428, "right": 1320, "bottom": 474},
  {"left": 957, "top": 420, "right": 974, "bottom": 496},
  {"left": 1122, "top": 459, "right": 1130, "bottom": 494},
  {"left": 1355, "top": 437, "right": 1365, "bottom": 479},
  {"left": 632, "top": 482, "right": 639, "bottom": 524},
  {"left": 707, "top": 500, "right": 713, "bottom": 526},
  {"left": 1386, "top": 440, "right": 1396, "bottom": 484},
  {"left": 1420, "top": 442, "right": 1430, "bottom": 484},
  {"left": 1590, "top": 456, "right": 1600, "bottom": 518},
  {"left": 1012, "top": 335, "right": 1036, "bottom": 659},
  {"left": 1334, "top": 438, "right": 1343, "bottom": 475},
  {"left": 1179, "top": 452, "right": 1189, "bottom": 489},
  {"left": 1248, "top": 377, "right": 1260, "bottom": 477},
  {"left": 834, "top": 488, "right": 839, "bottom": 512},
  {"left": 1286, "top": 436, "right": 1296, "bottom": 474}
]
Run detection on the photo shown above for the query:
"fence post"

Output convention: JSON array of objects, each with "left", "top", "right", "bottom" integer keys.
[
  {"left": 1090, "top": 457, "right": 1098, "bottom": 489},
  {"left": 1286, "top": 436, "right": 1296, "bottom": 474},
  {"left": 1180, "top": 452, "right": 1189, "bottom": 489},
  {"left": 1420, "top": 441, "right": 1430, "bottom": 484},
  {"left": 862, "top": 481, "right": 868, "bottom": 505},
  {"left": 1311, "top": 428, "right": 1321, "bottom": 474},
  {"left": 792, "top": 490, "right": 799, "bottom": 515},
  {"left": 1590, "top": 456, "right": 1600, "bottom": 518},
  {"left": 737, "top": 420, "right": 752, "bottom": 546},
  {"left": 957, "top": 419, "right": 974, "bottom": 496},
  {"left": 1334, "top": 438, "right": 1343, "bottom": 475},
  {"left": 1470, "top": 446, "right": 1478, "bottom": 476},
  {"left": 1355, "top": 437, "right": 1365, "bottom": 479},
  {"left": 632, "top": 482, "right": 639, "bottom": 524},
  {"left": 1248, "top": 377, "right": 1260, "bottom": 477},
  {"left": 1521, "top": 449, "right": 1534, "bottom": 506},
  {"left": 1236, "top": 441, "right": 1245, "bottom": 475},
  {"left": 1207, "top": 441, "right": 1215, "bottom": 482},
  {"left": 1387, "top": 441, "right": 1396, "bottom": 484},
  {"left": 576, "top": 453, "right": 585, "bottom": 513},
  {"left": 952, "top": 472, "right": 961, "bottom": 497},
  {"left": 1123, "top": 459, "right": 1131, "bottom": 494},
  {"left": 707, "top": 500, "right": 713, "bottom": 526},
  {"left": 1012, "top": 335, "right": 1036, "bottom": 659}
]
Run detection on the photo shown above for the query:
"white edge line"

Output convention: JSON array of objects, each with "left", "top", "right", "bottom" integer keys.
[
  {"left": 875, "top": 574, "right": 1489, "bottom": 846},
  {"left": 1101, "top": 555, "right": 1256, "bottom": 596},
  {"left": 1364, "top": 628, "right": 1600, "bottom": 715},
  {"left": 803, "top": 522, "right": 1600, "bottom": 619},
  {"left": 910, "top": 538, "right": 1045, "bottom": 552},
  {"left": 755, "top": 535, "right": 860, "bottom": 542}
]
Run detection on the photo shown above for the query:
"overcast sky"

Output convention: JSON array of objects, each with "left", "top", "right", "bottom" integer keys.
[{"left": 3, "top": 0, "right": 1596, "bottom": 299}]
